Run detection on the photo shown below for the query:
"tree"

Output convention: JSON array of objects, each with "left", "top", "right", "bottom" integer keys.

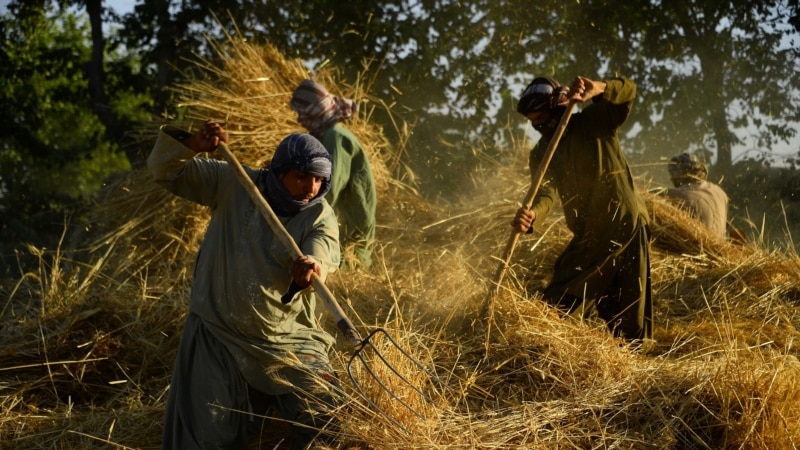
[
  {"left": 0, "top": 2, "right": 139, "bottom": 254},
  {"left": 117, "top": 0, "right": 257, "bottom": 117},
  {"left": 65, "top": 0, "right": 800, "bottom": 189},
  {"left": 233, "top": 0, "right": 800, "bottom": 183},
  {"left": 632, "top": 0, "right": 800, "bottom": 170}
]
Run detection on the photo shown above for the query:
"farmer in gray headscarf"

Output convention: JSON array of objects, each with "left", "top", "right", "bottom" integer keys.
[
  {"left": 148, "top": 119, "right": 341, "bottom": 449},
  {"left": 290, "top": 79, "right": 377, "bottom": 268},
  {"left": 667, "top": 152, "right": 729, "bottom": 238}
]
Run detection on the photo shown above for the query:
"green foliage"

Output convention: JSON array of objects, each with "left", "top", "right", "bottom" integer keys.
[
  {"left": 225, "top": 0, "right": 799, "bottom": 189},
  {"left": 723, "top": 157, "right": 800, "bottom": 247},
  {"left": 102, "top": 0, "right": 800, "bottom": 199},
  {"left": 0, "top": 3, "right": 132, "bottom": 248}
]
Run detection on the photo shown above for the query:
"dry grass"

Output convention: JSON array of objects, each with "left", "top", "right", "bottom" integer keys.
[{"left": 2, "top": 34, "right": 800, "bottom": 449}]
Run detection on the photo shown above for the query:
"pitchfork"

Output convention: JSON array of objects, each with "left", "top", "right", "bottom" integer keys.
[{"left": 218, "top": 141, "right": 447, "bottom": 430}]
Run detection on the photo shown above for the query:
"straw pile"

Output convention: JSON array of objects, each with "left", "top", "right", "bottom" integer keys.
[{"left": 2, "top": 32, "right": 800, "bottom": 449}]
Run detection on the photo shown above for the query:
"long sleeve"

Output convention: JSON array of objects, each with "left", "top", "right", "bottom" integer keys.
[{"left": 147, "top": 126, "right": 225, "bottom": 208}]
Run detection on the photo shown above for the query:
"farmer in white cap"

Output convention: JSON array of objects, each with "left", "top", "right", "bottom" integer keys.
[
  {"left": 149, "top": 119, "right": 341, "bottom": 449},
  {"left": 667, "top": 152, "right": 729, "bottom": 237},
  {"left": 513, "top": 76, "right": 653, "bottom": 345},
  {"left": 291, "top": 79, "right": 377, "bottom": 268}
]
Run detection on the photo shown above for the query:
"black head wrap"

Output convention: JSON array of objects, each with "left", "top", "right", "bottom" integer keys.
[
  {"left": 517, "top": 77, "right": 561, "bottom": 115},
  {"left": 518, "top": 77, "right": 570, "bottom": 136}
]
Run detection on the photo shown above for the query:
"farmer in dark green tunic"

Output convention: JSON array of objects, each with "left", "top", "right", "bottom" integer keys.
[
  {"left": 290, "top": 79, "right": 378, "bottom": 268},
  {"left": 512, "top": 76, "right": 653, "bottom": 343},
  {"left": 149, "top": 120, "right": 342, "bottom": 449}
]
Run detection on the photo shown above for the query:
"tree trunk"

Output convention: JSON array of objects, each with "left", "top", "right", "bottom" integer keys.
[
  {"left": 85, "top": 0, "right": 114, "bottom": 128},
  {"left": 701, "top": 45, "right": 736, "bottom": 171},
  {"left": 154, "top": 0, "right": 176, "bottom": 116},
  {"left": 710, "top": 106, "right": 735, "bottom": 172},
  {"left": 695, "top": 26, "right": 736, "bottom": 172}
]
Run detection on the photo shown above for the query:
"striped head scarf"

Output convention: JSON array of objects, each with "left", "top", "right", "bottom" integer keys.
[{"left": 289, "top": 79, "right": 357, "bottom": 137}]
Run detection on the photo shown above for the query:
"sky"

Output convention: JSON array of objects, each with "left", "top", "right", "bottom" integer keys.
[{"left": 106, "top": 0, "right": 136, "bottom": 14}]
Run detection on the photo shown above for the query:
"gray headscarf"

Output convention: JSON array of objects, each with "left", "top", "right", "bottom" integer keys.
[
  {"left": 668, "top": 152, "right": 708, "bottom": 187},
  {"left": 262, "top": 134, "right": 332, "bottom": 216}
]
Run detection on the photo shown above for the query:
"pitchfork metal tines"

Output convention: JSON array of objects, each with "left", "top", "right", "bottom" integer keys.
[{"left": 346, "top": 327, "right": 450, "bottom": 431}]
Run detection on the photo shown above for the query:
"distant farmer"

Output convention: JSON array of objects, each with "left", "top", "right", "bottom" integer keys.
[
  {"left": 290, "top": 79, "right": 377, "bottom": 268},
  {"left": 149, "top": 119, "right": 341, "bottom": 449},
  {"left": 512, "top": 76, "right": 653, "bottom": 344},
  {"left": 667, "top": 152, "right": 729, "bottom": 238}
]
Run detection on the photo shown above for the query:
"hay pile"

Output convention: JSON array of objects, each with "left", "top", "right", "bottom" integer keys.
[
  {"left": 167, "top": 31, "right": 396, "bottom": 193},
  {"left": 2, "top": 34, "right": 800, "bottom": 449}
]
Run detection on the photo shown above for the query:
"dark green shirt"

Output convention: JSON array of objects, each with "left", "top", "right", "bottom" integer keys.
[
  {"left": 529, "top": 78, "right": 648, "bottom": 296},
  {"left": 319, "top": 123, "right": 377, "bottom": 266}
]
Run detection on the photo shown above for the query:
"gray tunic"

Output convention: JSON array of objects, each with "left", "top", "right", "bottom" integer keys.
[
  {"left": 667, "top": 181, "right": 729, "bottom": 237},
  {"left": 148, "top": 129, "right": 340, "bottom": 394}
]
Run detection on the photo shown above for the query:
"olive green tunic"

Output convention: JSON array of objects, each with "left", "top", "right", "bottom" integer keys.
[
  {"left": 318, "top": 123, "right": 377, "bottom": 268},
  {"left": 528, "top": 78, "right": 652, "bottom": 341},
  {"left": 149, "top": 129, "right": 341, "bottom": 449}
]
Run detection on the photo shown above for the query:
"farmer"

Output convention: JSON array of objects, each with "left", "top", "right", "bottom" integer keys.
[
  {"left": 512, "top": 76, "right": 653, "bottom": 344},
  {"left": 149, "top": 119, "right": 341, "bottom": 449},
  {"left": 666, "top": 152, "right": 729, "bottom": 237},
  {"left": 290, "top": 79, "right": 377, "bottom": 268}
]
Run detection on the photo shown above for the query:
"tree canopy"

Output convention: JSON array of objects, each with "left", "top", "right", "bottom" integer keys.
[
  {"left": 202, "top": 0, "right": 800, "bottom": 169},
  {"left": 0, "top": 2, "right": 146, "bottom": 251},
  {"left": 2, "top": 0, "right": 800, "bottom": 256}
]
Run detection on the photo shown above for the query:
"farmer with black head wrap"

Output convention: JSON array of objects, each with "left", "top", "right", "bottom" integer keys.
[
  {"left": 666, "top": 152, "right": 729, "bottom": 237},
  {"left": 513, "top": 76, "right": 653, "bottom": 345},
  {"left": 291, "top": 79, "right": 377, "bottom": 268},
  {"left": 149, "top": 120, "right": 341, "bottom": 449}
]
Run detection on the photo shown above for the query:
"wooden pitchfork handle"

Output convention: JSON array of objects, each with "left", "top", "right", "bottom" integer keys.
[
  {"left": 482, "top": 100, "right": 578, "bottom": 320},
  {"left": 218, "top": 142, "right": 364, "bottom": 346}
]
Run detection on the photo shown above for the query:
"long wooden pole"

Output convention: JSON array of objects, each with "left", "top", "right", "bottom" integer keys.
[{"left": 482, "top": 100, "right": 577, "bottom": 325}]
